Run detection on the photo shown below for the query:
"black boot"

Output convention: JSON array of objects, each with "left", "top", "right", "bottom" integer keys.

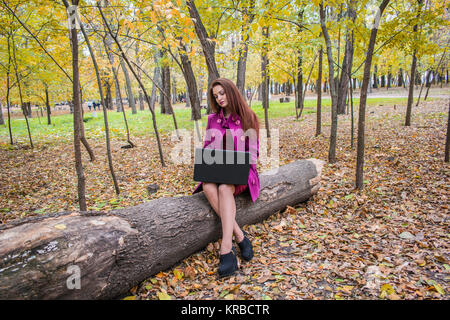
[
  {"left": 218, "top": 247, "right": 238, "bottom": 278},
  {"left": 237, "top": 231, "right": 254, "bottom": 261}
]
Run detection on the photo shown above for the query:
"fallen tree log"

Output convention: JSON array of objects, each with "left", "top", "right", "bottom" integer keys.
[{"left": 0, "top": 158, "right": 324, "bottom": 300}]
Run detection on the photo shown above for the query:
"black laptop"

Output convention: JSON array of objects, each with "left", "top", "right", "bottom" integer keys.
[{"left": 193, "top": 148, "right": 251, "bottom": 185}]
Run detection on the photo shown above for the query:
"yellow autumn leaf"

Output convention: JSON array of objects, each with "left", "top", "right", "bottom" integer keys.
[
  {"left": 433, "top": 283, "right": 445, "bottom": 295},
  {"left": 54, "top": 224, "right": 66, "bottom": 230},
  {"left": 379, "top": 283, "right": 395, "bottom": 298},
  {"left": 122, "top": 295, "right": 136, "bottom": 300},
  {"left": 157, "top": 291, "right": 172, "bottom": 300},
  {"left": 150, "top": 11, "right": 157, "bottom": 24},
  {"left": 173, "top": 269, "right": 183, "bottom": 280}
]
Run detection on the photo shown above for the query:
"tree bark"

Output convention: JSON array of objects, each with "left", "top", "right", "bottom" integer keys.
[
  {"left": 405, "top": 50, "right": 417, "bottom": 126},
  {"left": 11, "top": 34, "right": 33, "bottom": 148},
  {"left": 0, "top": 159, "right": 324, "bottom": 300},
  {"left": 102, "top": 36, "right": 134, "bottom": 150},
  {"left": 45, "top": 84, "right": 51, "bottom": 125},
  {"left": 178, "top": 42, "right": 201, "bottom": 122},
  {"left": 373, "top": 65, "right": 378, "bottom": 88},
  {"left": 67, "top": 1, "right": 86, "bottom": 211},
  {"left": 298, "top": 53, "right": 318, "bottom": 120},
  {"left": 162, "top": 64, "right": 172, "bottom": 115},
  {"left": 120, "top": 57, "right": 136, "bottom": 114},
  {"left": 150, "top": 52, "right": 161, "bottom": 112},
  {"left": 316, "top": 46, "right": 323, "bottom": 137},
  {"left": 66, "top": 0, "right": 121, "bottom": 195},
  {"left": 236, "top": 0, "right": 255, "bottom": 97},
  {"left": 261, "top": 24, "right": 270, "bottom": 138},
  {"left": 398, "top": 68, "right": 404, "bottom": 87},
  {"left": 296, "top": 52, "right": 303, "bottom": 118},
  {"left": 319, "top": 2, "right": 338, "bottom": 163},
  {"left": 6, "top": 36, "right": 13, "bottom": 144},
  {"left": 295, "top": 10, "right": 304, "bottom": 118},
  {"left": 425, "top": 50, "right": 446, "bottom": 101},
  {"left": 355, "top": 0, "right": 390, "bottom": 190},
  {"left": 405, "top": 0, "right": 423, "bottom": 126},
  {"left": 0, "top": 101, "right": 4, "bottom": 126},
  {"left": 387, "top": 68, "right": 392, "bottom": 89},
  {"left": 135, "top": 40, "right": 145, "bottom": 111},
  {"left": 186, "top": 0, "right": 220, "bottom": 91},
  {"left": 445, "top": 99, "right": 450, "bottom": 162},
  {"left": 337, "top": 5, "right": 355, "bottom": 115}
]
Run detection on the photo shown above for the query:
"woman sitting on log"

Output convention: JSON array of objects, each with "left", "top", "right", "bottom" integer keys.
[{"left": 193, "top": 78, "right": 261, "bottom": 278}]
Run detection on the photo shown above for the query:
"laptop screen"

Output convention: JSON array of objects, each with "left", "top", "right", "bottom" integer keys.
[{"left": 193, "top": 148, "right": 251, "bottom": 185}]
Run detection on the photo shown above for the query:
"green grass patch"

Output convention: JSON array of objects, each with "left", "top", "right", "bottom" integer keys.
[{"left": 0, "top": 97, "right": 416, "bottom": 145}]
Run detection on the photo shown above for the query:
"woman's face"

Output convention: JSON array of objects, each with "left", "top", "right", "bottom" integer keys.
[{"left": 212, "top": 85, "right": 228, "bottom": 109}]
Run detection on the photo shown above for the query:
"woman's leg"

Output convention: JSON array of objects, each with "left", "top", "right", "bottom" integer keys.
[
  {"left": 203, "top": 183, "right": 244, "bottom": 248},
  {"left": 217, "top": 184, "right": 239, "bottom": 254}
]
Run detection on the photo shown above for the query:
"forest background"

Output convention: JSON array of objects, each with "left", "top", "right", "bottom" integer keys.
[{"left": 0, "top": 0, "right": 449, "bottom": 300}]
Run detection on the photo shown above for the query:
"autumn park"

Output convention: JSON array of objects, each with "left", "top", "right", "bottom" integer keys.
[{"left": 0, "top": 0, "right": 449, "bottom": 303}]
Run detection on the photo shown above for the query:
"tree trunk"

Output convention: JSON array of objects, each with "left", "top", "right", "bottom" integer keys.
[
  {"left": 135, "top": 40, "right": 145, "bottom": 111},
  {"left": 186, "top": 0, "right": 220, "bottom": 88},
  {"left": 11, "top": 35, "right": 33, "bottom": 149},
  {"left": 101, "top": 36, "right": 134, "bottom": 150},
  {"left": 405, "top": 50, "right": 417, "bottom": 126},
  {"left": 261, "top": 24, "right": 270, "bottom": 138},
  {"left": 415, "top": 70, "right": 428, "bottom": 107},
  {"left": 45, "top": 85, "right": 51, "bottom": 125},
  {"left": 320, "top": 2, "right": 338, "bottom": 164},
  {"left": 296, "top": 51, "right": 303, "bottom": 117},
  {"left": 445, "top": 99, "right": 450, "bottom": 162},
  {"left": 67, "top": 1, "right": 86, "bottom": 211},
  {"left": 236, "top": 0, "right": 256, "bottom": 97},
  {"left": 68, "top": 0, "right": 121, "bottom": 195},
  {"left": 337, "top": 2, "right": 356, "bottom": 115},
  {"left": 355, "top": 0, "right": 390, "bottom": 190},
  {"left": 349, "top": 77, "right": 354, "bottom": 149},
  {"left": 120, "top": 57, "right": 136, "bottom": 114},
  {"left": 104, "top": 42, "right": 124, "bottom": 114},
  {"left": 178, "top": 43, "right": 201, "bottom": 122},
  {"left": 162, "top": 65, "right": 172, "bottom": 115},
  {"left": 0, "top": 159, "right": 324, "bottom": 300},
  {"left": 298, "top": 53, "right": 318, "bottom": 120},
  {"left": 295, "top": 10, "right": 304, "bottom": 117},
  {"left": 105, "top": 82, "right": 113, "bottom": 110},
  {"left": 5, "top": 37, "right": 13, "bottom": 145},
  {"left": 150, "top": 64, "right": 161, "bottom": 112},
  {"left": 0, "top": 100, "right": 4, "bottom": 126},
  {"left": 150, "top": 51, "right": 162, "bottom": 112},
  {"left": 387, "top": 68, "right": 392, "bottom": 89},
  {"left": 98, "top": 3, "right": 166, "bottom": 167},
  {"left": 316, "top": 46, "right": 323, "bottom": 137},
  {"left": 398, "top": 68, "right": 404, "bottom": 87},
  {"left": 425, "top": 50, "right": 447, "bottom": 101},
  {"left": 373, "top": 65, "right": 378, "bottom": 88},
  {"left": 172, "top": 79, "right": 177, "bottom": 105},
  {"left": 405, "top": 0, "right": 424, "bottom": 126}
]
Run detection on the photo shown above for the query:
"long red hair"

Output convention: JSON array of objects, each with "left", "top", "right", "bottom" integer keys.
[{"left": 208, "top": 78, "right": 260, "bottom": 138}]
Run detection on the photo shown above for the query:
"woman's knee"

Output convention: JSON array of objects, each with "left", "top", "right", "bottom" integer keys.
[
  {"left": 218, "top": 184, "right": 235, "bottom": 195},
  {"left": 203, "top": 182, "right": 217, "bottom": 195}
]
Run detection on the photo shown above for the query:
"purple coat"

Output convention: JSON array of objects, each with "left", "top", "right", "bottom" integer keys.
[{"left": 192, "top": 107, "right": 260, "bottom": 202}]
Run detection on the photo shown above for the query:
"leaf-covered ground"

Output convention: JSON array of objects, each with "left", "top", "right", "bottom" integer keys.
[{"left": 0, "top": 98, "right": 449, "bottom": 300}]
